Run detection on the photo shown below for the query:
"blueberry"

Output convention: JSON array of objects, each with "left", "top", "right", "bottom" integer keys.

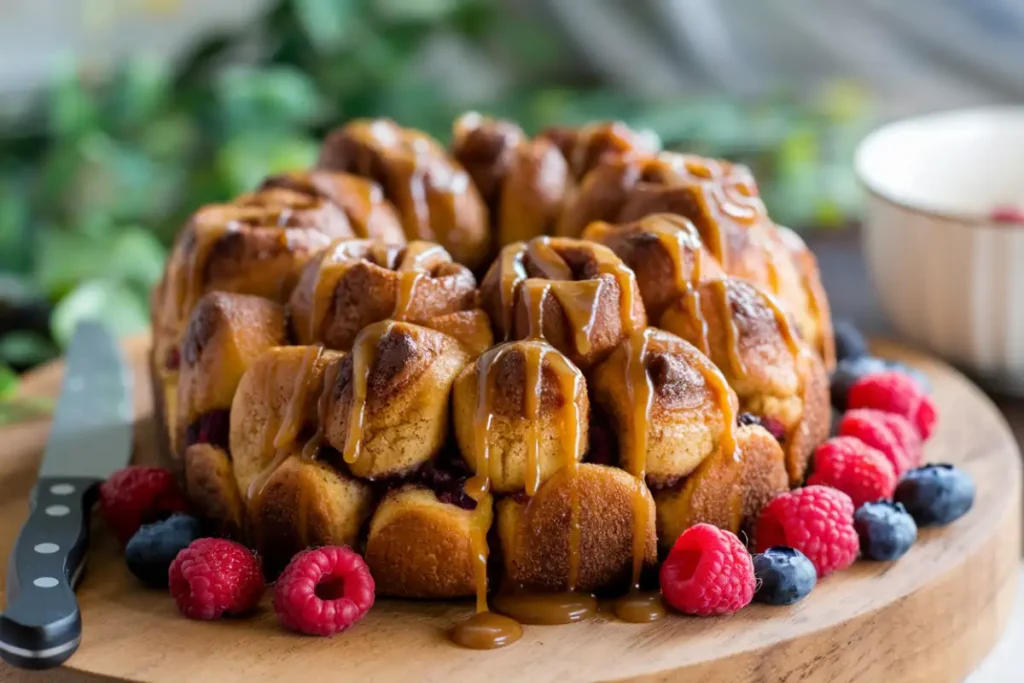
[
  {"left": 125, "top": 514, "right": 202, "bottom": 587},
  {"left": 752, "top": 546, "right": 817, "bottom": 605},
  {"left": 833, "top": 320, "right": 869, "bottom": 362},
  {"left": 854, "top": 501, "right": 917, "bottom": 561},
  {"left": 894, "top": 464, "right": 975, "bottom": 526},
  {"left": 830, "top": 356, "right": 932, "bottom": 410}
]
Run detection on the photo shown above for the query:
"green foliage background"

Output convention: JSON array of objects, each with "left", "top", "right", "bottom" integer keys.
[{"left": 0, "top": 0, "right": 868, "bottom": 407}]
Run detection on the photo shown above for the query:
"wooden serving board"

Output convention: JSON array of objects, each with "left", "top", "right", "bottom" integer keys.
[{"left": 0, "top": 336, "right": 1020, "bottom": 683}]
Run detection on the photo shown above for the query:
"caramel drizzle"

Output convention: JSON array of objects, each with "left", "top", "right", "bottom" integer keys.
[
  {"left": 393, "top": 242, "right": 446, "bottom": 321},
  {"left": 176, "top": 222, "right": 232, "bottom": 326},
  {"left": 302, "top": 357, "right": 341, "bottom": 460},
  {"left": 706, "top": 279, "right": 747, "bottom": 379},
  {"left": 307, "top": 241, "right": 359, "bottom": 342},
  {"left": 343, "top": 322, "right": 392, "bottom": 466},
  {"left": 622, "top": 329, "right": 654, "bottom": 591},
  {"left": 247, "top": 345, "right": 324, "bottom": 505},
  {"left": 497, "top": 244, "right": 529, "bottom": 339}
]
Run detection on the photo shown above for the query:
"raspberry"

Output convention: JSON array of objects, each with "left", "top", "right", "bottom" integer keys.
[
  {"left": 838, "top": 409, "right": 918, "bottom": 476},
  {"left": 100, "top": 466, "right": 189, "bottom": 544},
  {"left": 274, "top": 546, "right": 376, "bottom": 636},
  {"left": 808, "top": 437, "right": 897, "bottom": 509},
  {"left": 169, "top": 538, "right": 265, "bottom": 620},
  {"left": 754, "top": 486, "right": 859, "bottom": 578},
  {"left": 659, "top": 523, "right": 755, "bottom": 616},
  {"left": 848, "top": 372, "right": 937, "bottom": 440}
]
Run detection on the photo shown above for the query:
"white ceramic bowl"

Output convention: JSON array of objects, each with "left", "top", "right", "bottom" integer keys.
[{"left": 855, "top": 106, "right": 1024, "bottom": 394}]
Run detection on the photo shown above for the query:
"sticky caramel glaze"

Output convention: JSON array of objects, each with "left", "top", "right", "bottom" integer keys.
[
  {"left": 451, "top": 492, "right": 523, "bottom": 650},
  {"left": 342, "top": 321, "right": 393, "bottom": 467},
  {"left": 302, "top": 357, "right": 341, "bottom": 460},
  {"left": 491, "top": 589, "right": 598, "bottom": 625},
  {"left": 451, "top": 612, "right": 523, "bottom": 650},
  {"left": 247, "top": 346, "right": 325, "bottom": 503},
  {"left": 494, "top": 237, "right": 643, "bottom": 357},
  {"left": 177, "top": 223, "right": 233, "bottom": 325}
]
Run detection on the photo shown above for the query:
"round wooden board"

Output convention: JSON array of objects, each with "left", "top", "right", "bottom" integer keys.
[{"left": 0, "top": 336, "right": 1020, "bottom": 683}]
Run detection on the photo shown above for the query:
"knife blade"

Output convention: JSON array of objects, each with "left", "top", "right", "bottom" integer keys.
[{"left": 0, "top": 322, "right": 133, "bottom": 670}]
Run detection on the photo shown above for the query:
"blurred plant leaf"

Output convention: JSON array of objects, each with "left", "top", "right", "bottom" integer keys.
[
  {"left": 217, "top": 66, "right": 322, "bottom": 133},
  {"left": 105, "top": 59, "right": 172, "bottom": 132},
  {"left": 49, "top": 67, "right": 100, "bottom": 140},
  {"left": 295, "top": 0, "right": 358, "bottom": 52},
  {"left": 0, "top": 330, "right": 58, "bottom": 369},
  {"left": 217, "top": 132, "right": 319, "bottom": 195},
  {"left": 51, "top": 280, "right": 149, "bottom": 348},
  {"left": 0, "top": 363, "right": 16, "bottom": 399}
]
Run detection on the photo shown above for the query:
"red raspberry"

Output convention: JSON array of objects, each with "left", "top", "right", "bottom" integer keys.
[
  {"left": 274, "top": 547, "right": 375, "bottom": 636},
  {"left": 807, "top": 437, "right": 897, "bottom": 509},
  {"left": 755, "top": 486, "right": 859, "bottom": 578},
  {"left": 100, "top": 466, "right": 188, "bottom": 544},
  {"left": 169, "top": 538, "right": 265, "bottom": 620},
  {"left": 659, "top": 523, "right": 755, "bottom": 616},
  {"left": 848, "top": 371, "right": 937, "bottom": 440},
  {"left": 838, "top": 409, "right": 918, "bottom": 476}
]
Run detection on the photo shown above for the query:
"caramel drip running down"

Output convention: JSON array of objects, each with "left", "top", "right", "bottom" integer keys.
[
  {"left": 307, "top": 247, "right": 355, "bottom": 342},
  {"left": 178, "top": 223, "right": 231, "bottom": 325},
  {"left": 611, "top": 330, "right": 666, "bottom": 622},
  {"left": 464, "top": 345, "right": 510, "bottom": 501},
  {"left": 710, "top": 280, "right": 747, "bottom": 379},
  {"left": 682, "top": 286, "right": 710, "bottom": 355},
  {"left": 302, "top": 357, "right": 341, "bottom": 461},
  {"left": 392, "top": 270, "right": 424, "bottom": 322},
  {"left": 247, "top": 346, "right": 323, "bottom": 505},
  {"left": 498, "top": 244, "right": 529, "bottom": 338},
  {"left": 343, "top": 322, "right": 392, "bottom": 466},
  {"left": 695, "top": 355, "right": 738, "bottom": 461}
]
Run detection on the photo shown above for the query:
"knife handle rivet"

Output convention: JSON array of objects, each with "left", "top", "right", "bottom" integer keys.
[
  {"left": 33, "top": 577, "right": 59, "bottom": 589},
  {"left": 45, "top": 505, "right": 70, "bottom": 517},
  {"left": 49, "top": 484, "right": 75, "bottom": 495},
  {"left": 34, "top": 543, "right": 60, "bottom": 554}
]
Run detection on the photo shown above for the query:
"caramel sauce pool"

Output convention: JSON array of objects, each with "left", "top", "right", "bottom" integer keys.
[
  {"left": 492, "top": 591, "right": 598, "bottom": 625},
  {"left": 451, "top": 612, "right": 523, "bottom": 650}
]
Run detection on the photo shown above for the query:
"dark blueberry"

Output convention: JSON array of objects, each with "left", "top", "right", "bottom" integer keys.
[
  {"left": 737, "top": 412, "right": 762, "bottom": 427},
  {"left": 894, "top": 464, "right": 975, "bottom": 526},
  {"left": 752, "top": 546, "right": 817, "bottom": 605},
  {"left": 854, "top": 501, "right": 917, "bottom": 561},
  {"left": 125, "top": 514, "right": 203, "bottom": 588},
  {"left": 833, "top": 320, "right": 869, "bottom": 362}
]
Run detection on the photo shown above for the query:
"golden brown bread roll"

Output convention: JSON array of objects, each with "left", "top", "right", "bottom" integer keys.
[
  {"left": 590, "top": 328, "right": 740, "bottom": 489},
  {"left": 288, "top": 239, "right": 492, "bottom": 354},
  {"left": 175, "top": 292, "right": 287, "bottom": 457},
  {"left": 653, "top": 423, "right": 787, "bottom": 549},
  {"left": 658, "top": 278, "right": 830, "bottom": 485},
  {"left": 582, "top": 213, "right": 726, "bottom": 320},
  {"left": 319, "top": 321, "right": 471, "bottom": 480},
  {"left": 452, "top": 113, "right": 573, "bottom": 251},
  {"left": 496, "top": 463, "right": 656, "bottom": 593},
  {"left": 557, "top": 151, "right": 834, "bottom": 364},
  {"left": 453, "top": 340, "right": 589, "bottom": 495},
  {"left": 249, "top": 454, "right": 375, "bottom": 577},
  {"left": 365, "top": 487, "right": 493, "bottom": 599},
  {"left": 260, "top": 169, "right": 407, "bottom": 245},
  {"left": 539, "top": 121, "right": 660, "bottom": 180},
  {"left": 479, "top": 237, "right": 647, "bottom": 369},
  {"left": 318, "top": 118, "right": 491, "bottom": 270},
  {"left": 184, "top": 443, "right": 245, "bottom": 539}
]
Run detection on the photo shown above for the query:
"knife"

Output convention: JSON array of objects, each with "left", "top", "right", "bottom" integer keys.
[{"left": 0, "top": 322, "right": 133, "bottom": 670}]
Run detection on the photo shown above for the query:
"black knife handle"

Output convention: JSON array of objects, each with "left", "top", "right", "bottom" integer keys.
[{"left": 0, "top": 476, "right": 101, "bottom": 670}]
